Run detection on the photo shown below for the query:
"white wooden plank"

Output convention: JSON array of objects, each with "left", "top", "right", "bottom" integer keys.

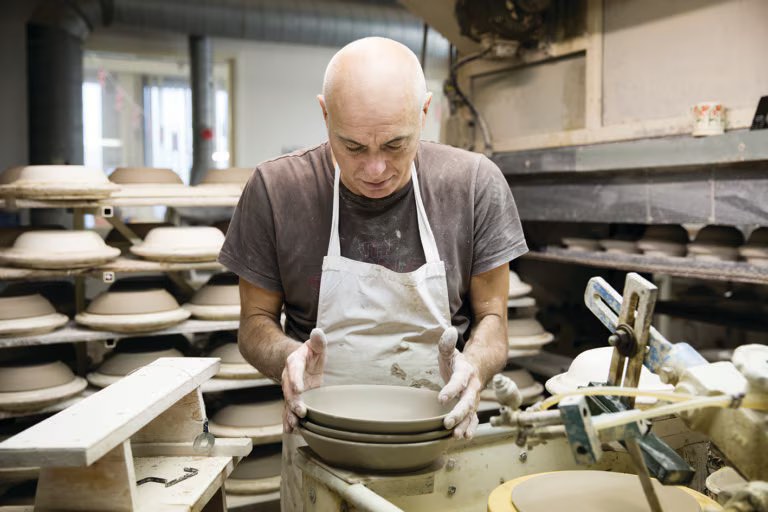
[
  {"left": 0, "top": 258, "right": 225, "bottom": 281},
  {"left": 0, "top": 195, "right": 239, "bottom": 210},
  {"left": 0, "top": 358, "right": 219, "bottom": 468},
  {"left": 131, "top": 438, "right": 252, "bottom": 458},
  {"left": 134, "top": 456, "right": 234, "bottom": 512},
  {"left": 0, "top": 320, "right": 238, "bottom": 348}
]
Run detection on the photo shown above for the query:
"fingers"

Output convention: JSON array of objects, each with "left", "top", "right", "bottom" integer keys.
[
  {"left": 286, "top": 349, "right": 307, "bottom": 396},
  {"left": 438, "top": 327, "right": 458, "bottom": 358},
  {"left": 453, "top": 412, "right": 479, "bottom": 440},
  {"left": 282, "top": 402, "right": 299, "bottom": 433},
  {"left": 443, "top": 380, "right": 476, "bottom": 429},
  {"left": 439, "top": 365, "right": 470, "bottom": 405},
  {"left": 307, "top": 328, "right": 328, "bottom": 355}
]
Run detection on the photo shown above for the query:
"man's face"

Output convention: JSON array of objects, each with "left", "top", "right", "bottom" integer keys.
[{"left": 321, "top": 93, "right": 429, "bottom": 199}]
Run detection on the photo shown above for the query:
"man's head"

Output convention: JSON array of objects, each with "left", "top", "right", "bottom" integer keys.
[{"left": 319, "top": 37, "right": 431, "bottom": 199}]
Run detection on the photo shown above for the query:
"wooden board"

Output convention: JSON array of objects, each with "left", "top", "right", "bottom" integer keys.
[
  {"left": 523, "top": 247, "right": 768, "bottom": 285},
  {"left": 0, "top": 195, "right": 239, "bottom": 210},
  {"left": 0, "top": 358, "right": 219, "bottom": 467},
  {"left": 131, "top": 438, "right": 252, "bottom": 458},
  {"left": 0, "top": 320, "right": 239, "bottom": 348},
  {"left": 201, "top": 378, "right": 276, "bottom": 394},
  {"left": 134, "top": 456, "right": 234, "bottom": 512},
  {"left": 0, "top": 257, "right": 225, "bottom": 281}
]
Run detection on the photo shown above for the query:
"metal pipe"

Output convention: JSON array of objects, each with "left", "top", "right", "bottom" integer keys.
[{"left": 189, "top": 35, "right": 214, "bottom": 186}]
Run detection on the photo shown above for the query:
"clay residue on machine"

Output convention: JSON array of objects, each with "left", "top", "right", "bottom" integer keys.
[{"left": 390, "top": 363, "right": 407, "bottom": 380}]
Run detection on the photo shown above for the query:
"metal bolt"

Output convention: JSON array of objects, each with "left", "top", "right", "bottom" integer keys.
[
  {"left": 308, "top": 487, "right": 316, "bottom": 504},
  {"left": 519, "top": 451, "right": 528, "bottom": 462},
  {"left": 447, "top": 486, "right": 457, "bottom": 497},
  {"left": 446, "top": 458, "right": 456, "bottom": 471}
]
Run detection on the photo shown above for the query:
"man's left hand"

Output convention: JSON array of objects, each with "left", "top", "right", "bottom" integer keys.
[{"left": 437, "top": 327, "right": 482, "bottom": 439}]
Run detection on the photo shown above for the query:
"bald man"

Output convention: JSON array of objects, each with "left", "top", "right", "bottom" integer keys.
[{"left": 219, "top": 37, "right": 527, "bottom": 510}]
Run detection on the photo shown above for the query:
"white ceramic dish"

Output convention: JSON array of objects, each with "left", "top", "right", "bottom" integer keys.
[
  {"left": 508, "top": 271, "right": 532, "bottom": 299},
  {"left": 0, "top": 165, "right": 117, "bottom": 199},
  {"left": 301, "top": 420, "right": 452, "bottom": 444},
  {"left": 0, "top": 376, "right": 87, "bottom": 412},
  {"left": 130, "top": 226, "right": 225, "bottom": 262},
  {"left": 183, "top": 273, "right": 240, "bottom": 320},
  {"left": 225, "top": 452, "right": 281, "bottom": 495},
  {"left": 561, "top": 237, "right": 600, "bottom": 252},
  {"left": 0, "top": 230, "right": 120, "bottom": 269},
  {"left": 507, "top": 318, "right": 554, "bottom": 348},
  {"left": 207, "top": 342, "right": 262, "bottom": 380},
  {"left": 0, "top": 294, "right": 68, "bottom": 337},
  {"left": 208, "top": 401, "right": 283, "bottom": 443},
  {"left": 687, "top": 244, "right": 739, "bottom": 261},
  {"left": 637, "top": 240, "right": 687, "bottom": 257},
  {"left": 545, "top": 347, "right": 672, "bottom": 406},
  {"left": 76, "top": 288, "right": 189, "bottom": 333},
  {"left": 598, "top": 239, "right": 640, "bottom": 254},
  {"left": 303, "top": 385, "right": 457, "bottom": 434},
  {"left": 298, "top": 426, "right": 452, "bottom": 472},
  {"left": 87, "top": 347, "right": 185, "bottom": 388}
]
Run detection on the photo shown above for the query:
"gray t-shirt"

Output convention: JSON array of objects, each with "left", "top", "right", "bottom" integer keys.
[{"left": 219, "top": 141, "right": 528, "bottom": 344}]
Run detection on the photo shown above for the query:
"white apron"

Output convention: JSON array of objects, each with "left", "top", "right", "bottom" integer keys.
[{"left": 281, "top": 162, "right": 452, "bottom": 511}]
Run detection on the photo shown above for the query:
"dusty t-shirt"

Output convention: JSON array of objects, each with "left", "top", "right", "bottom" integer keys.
[{"left": 219, "top": 141, "right": 528, "bottom": 344}]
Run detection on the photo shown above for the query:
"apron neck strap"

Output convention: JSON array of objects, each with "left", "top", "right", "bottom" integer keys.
[{"left": 327, "top": 161, "right": 441, "bottom": 263}]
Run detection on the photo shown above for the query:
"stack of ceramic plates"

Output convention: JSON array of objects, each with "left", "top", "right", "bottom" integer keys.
[
  {"left": 0, "top": 230, "right": 120, "bottom": 269},
  {"left": 76, "top": 287, "right": 190, "bottom": 332},
  {"left": 297, "top": 385, "right": 455, "bottom": 472},
  {"left": 598, "top": 239, "right": 639, "bottom": 254},
  {"left": 130, "top": 226, "right": 225, "bottom": 262},
  {"left": 637, "top": 225, "right": 689, "bottom": 257},
  {"left": 2, "top": 280, "right": 76, "bottom": 318},
  {"left": 0, "top": 361, "right": 87, "bottom": 412},
  {"left": 507, "top": 318, "right": 554, "bottom": 358},
  {"left": 0, "top": 294, "right": 68, "bottom": 337},
  {"left": 225, "top": 445, "right": 281, "bottom": 496},
  {"left": 209, "top": 399, "right": 284, "bottom": 445},
  {"left": 507, "top": 271, "right": 536, "bottom": 312},
  {"left": 0, "top": 165, "right": 117, "bottom": 200},
  {"left": 183, "top": 273, "right": 239, "bottom": 320},
  {"left": 561, "top": 237, "right": 600, "bottom": 252},
  {"left": 87, "top": 337, "right": 185, "bottom": 388},
  {"left": 687, "top": 225, "right": 744, "bottom": 262},
  {"left": 196, "top": 168, "right": 253, "bottom": 195},
  {"left": 109, "top": 167, "right": 190, "bottom": 198},
  {"left": 206, "top": 342, "right": 262, "bottom": 380},
  {"left": 0, "top": 225, "right": 64, "bottom": 248},
  {"left": 739, "top": 227, "right": 768, "bottom": 265},
  {"left": 105, "top": 222, "right": 171, "bottom": 252},
  {"left": 480, "top": 369, "right": 544, "bottom": 406},
  {"left": 545, "top": 347, "right": 673, "bottom": 408}
]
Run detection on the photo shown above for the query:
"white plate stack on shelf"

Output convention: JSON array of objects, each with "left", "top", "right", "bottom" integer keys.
[
  {"left": 0, "top": 165, "right": 117, "bottom": 200},
  {"left": 598, "top": 238, "right": 640, "bottom": 254},
  {"left": 507, "top": 318, "right": 555, "bottom": 358},
  {"left": 687, "top": 225, "right": 744, "bottom": 262},
  {"left": 130, "top": 226, "right": 225, "bottom": 263},
  {"left": 225, "top": 445, "right": 282, "bottom": 498},
  {"left": 105, "top": 222, "right": 171, "bottom": 253},
  {"left": 561, "top": 237, "right": 600, "bottom": 252},
  {"left": 739, "top": 227, "right": 768, "bottom": 266},
  {"left": 508, "top": 270, "right": 537, "bottom": 315},
  {"left": 209, "top": 399, "right": 284, "bottom": 446},
  {"left": 0, "top": 294, "right": 68, "bottom": 337},
  {"left": 205, "top": 341, "right": 263, "bottom": 380},
  {"left": 183, "top": 272, "right": 240, "bottom": 320},
  {"left": 109, "top": 166, "right": 191, "bottom": 198},
  {"left": 545, "top": 346, "right": 673, "bottom": 409},
  {"left": 87, "top": 336, "right": 185, "bottom": 388},
  {"left": 76, "top": 286, "right": 190, "bottom": 333},
  {"left": 0, "top": 230, "right": 120, "bottom": 269},
  {"left": 0, "top": 360, "right": 87, "bottom": 412},
  {"left": 636, "top": 225, "right": 689, "bottom": 257}
]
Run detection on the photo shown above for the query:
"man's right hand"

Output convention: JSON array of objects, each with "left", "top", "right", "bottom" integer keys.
[{"left": 281, "top": 328, "right": 327, "bottom": 433}]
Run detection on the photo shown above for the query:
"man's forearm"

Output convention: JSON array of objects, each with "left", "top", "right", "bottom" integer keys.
[
  {"left": 462, "top": 313, "right": 507, "bottom": 385},
  {"left": 238, "top": 313, "right": 302, "bottom": 382}
]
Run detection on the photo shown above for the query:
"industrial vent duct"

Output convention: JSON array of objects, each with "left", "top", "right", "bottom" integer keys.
[{"left": 27, "top": 0, "right": 440, "bottom": 167}]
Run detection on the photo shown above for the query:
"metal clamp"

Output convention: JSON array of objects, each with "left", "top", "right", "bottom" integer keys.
[{"left": 137, "top": 467, "right": 198, "bottom": 487}]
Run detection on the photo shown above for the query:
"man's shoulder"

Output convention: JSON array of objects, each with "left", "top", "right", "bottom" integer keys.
[
  {"left": 419, "top": 141, "right": 499, "bottom": 186},
  {"left": 419, "top": 140, "right": 483, "bottom": 170},
  {"left": 255, "top": 143, "right": 330, "bottom": 181}
]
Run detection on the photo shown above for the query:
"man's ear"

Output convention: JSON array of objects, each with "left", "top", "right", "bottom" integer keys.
[
  {"left": 318, "top": 94, "right": 329, "bottom": 123},
  {"left": 421, "top": 92, "right": 433, "bottom": 128}
]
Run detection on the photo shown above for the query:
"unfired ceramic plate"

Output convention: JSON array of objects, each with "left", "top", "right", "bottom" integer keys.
[
  {"left": 303, "top": 385, "right": 457, "bottom": 434},
  {"left": 299, "top": 426, "right": 453, "bottom": 472},
  {"left": 0, "top": 361, "right": 75, "bottom": 392},
  {"left": 0, "top": 230, "right": 120, "bottom": 269},
  {"left": 301, "top": 420, "right": 452, "bottom": 444},
  {"left": 130, "top": 226, "right": 225, "bottom": 262},
  {"left": 0, "top": 165, "right": 117, "bottom": 199},
  {"left": 510, "top": 471, "right": 700, "bottom": 512}
]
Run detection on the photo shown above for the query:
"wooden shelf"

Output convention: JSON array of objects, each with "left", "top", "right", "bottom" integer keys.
[
  {"left": 0, "top": 320, "right": 238, "bottom": 348},
  {"left": 522, "top": 247, "right": 768, "bottom": 285},
  {"left": 0, "top": 195, "right": 240, "bottom": 210},
  {"left": 0, "top": 257, "right": 225, "bottom": 280}
]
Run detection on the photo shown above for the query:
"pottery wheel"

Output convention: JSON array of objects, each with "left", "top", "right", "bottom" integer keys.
[{"left": 510, "top": 471, "right": 700, "bottom": 512}]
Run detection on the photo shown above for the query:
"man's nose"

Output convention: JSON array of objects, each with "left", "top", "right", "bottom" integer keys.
[{"left": 364, "top": 156, "right": 387, "bottom": 178}]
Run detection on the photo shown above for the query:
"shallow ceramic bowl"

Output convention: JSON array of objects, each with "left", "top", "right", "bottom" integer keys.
[
  {"left": 225, "top": 452, "right": 282, "bottom": 495},
  {"left": 0, "top": 165, "right": 117, "bottom": 199},
  {"left": 211, "top": 401, "right": 284, "bottom": 428},
  {"left": 0, "top": 230, "right": 120, "bottom": 269},
  {"left": 199, "top": 168, "right": 253, "bottom": 187},
  {"left": 0, "top": 294, "right": 56, "bottom": 321},
  {"left": 301, "top": 420, "right": 452, "bottom": 444},
  {"left": 105, "top": 222, "right": 170, "bottom": 249},
  {"left": 109, "top": 167, "right": 182, "bottom": 185},
  {"left": 545, "top": 347, "right": 672, "bottom": 406},
  {"left": 745, "top": 227, "right": 768, "bottom": 245},
  {"left": 640, "top": 225, "right": 689, "bottom": 244},
  {"left": 130, "top": 226, "right": 225, "bottom": 262},
  {"left": 209, "top": 342, "right": 247, "bottom": 365},
  {"left": 687, "top": 244, "right": 739, "bottom": 261},
  {"left": 598, "top": 239, "right": 639, "bottom": 254},
  {"left": 206, "top": 343, "right": 262, "bottom": 379},
  {"left": 0, "top": 361, "right": 75, "bottom": 393},
  {"left": 87, "top": 289, "right": 180, "bottom": 315},
  {"left": 97, "top": 348, "right": 184, "bottom": 377},
  {"left": 693, "top": 225, "right": 744, "bottom": 246},
  {"left": 637, "top": 240, "right": 687, "bottom": 257},
  {"left": 508, "top": 271, "right": 532, "bottom": 299},
  {"left": 507, "top": 318, "right": 554, "bottom": 348},
  {"left": 299, "top": 426, "right": 452, "bottom": 472},
  {"left": 303, "top": 385, "right": 456, "bottom": 434},
  {"left": 561, "top": 237, "right": 600, "bottom": 251}
]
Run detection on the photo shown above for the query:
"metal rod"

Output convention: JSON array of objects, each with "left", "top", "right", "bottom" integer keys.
[
  {"left": 626, "top": 436, "right": 663, "bottom": 512},
  {"left": 189, "top": 35, "right": 214, "bottom": 186}
]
